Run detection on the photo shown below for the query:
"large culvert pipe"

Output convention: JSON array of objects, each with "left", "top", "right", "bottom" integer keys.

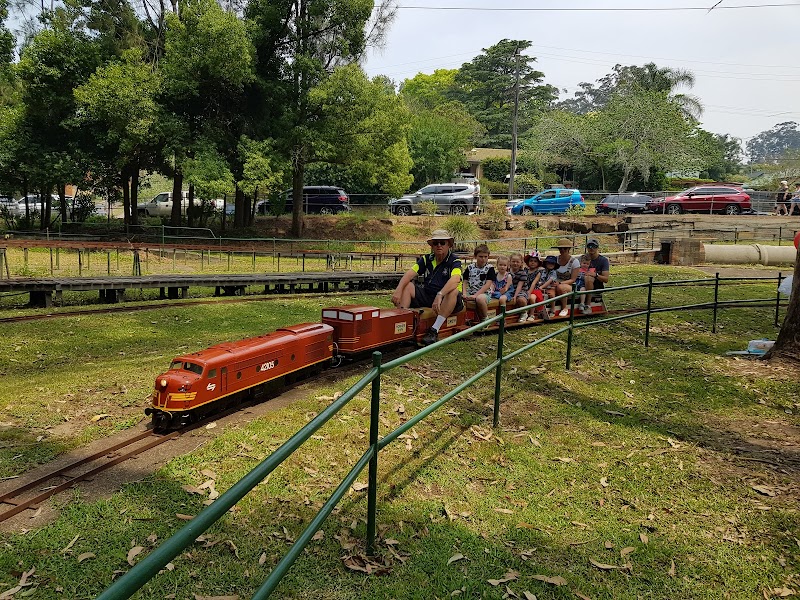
[{"left": 702, "top": 243, "right": 797, "bottom": 266}]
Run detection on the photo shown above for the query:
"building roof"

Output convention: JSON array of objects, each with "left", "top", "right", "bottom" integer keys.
[{"left": 465, "top": 148, "right": 513, "bottom": 163}]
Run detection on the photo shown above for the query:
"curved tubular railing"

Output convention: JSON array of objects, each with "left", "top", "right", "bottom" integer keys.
[{"left": 96, "top": 273, "right": 788, "bottom": 600}]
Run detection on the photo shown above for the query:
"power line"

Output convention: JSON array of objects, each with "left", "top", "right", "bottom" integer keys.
[{"left": 395, "top": 2, "right": 800, "bottom": 11}]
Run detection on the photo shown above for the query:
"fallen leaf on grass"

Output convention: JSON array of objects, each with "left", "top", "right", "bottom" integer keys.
[
  {"left": 554, "top": 457, "right": 573, "bottom": 463},
  {"left": 201, "top": 469, "right": 217, "bottom": 480},
  {"left": 573, "top": 591, "right": 592, "bottom": 600},
  {"left": 487, "top": 570, "right": 519, "bottom": 586},
  {"left": 351, "top": 482, "right": 368, "bottom": 492},
  {"left": 193, "top": 595, "right": 239, "bottom": 600},
  {"left": 523, "top": 592, "right": 537, "bottom": 600},
  {"left": 312, "top": 530, "right": 324, "bottom": 541},
  {"left": 604, "top": 410, "right": 626, "bottom": 417},
  {"left": 77, "top": 552, "right": 95, "bottom": 563},
  {"left": 127, "top": 546, "right": 145, "bottom": 566},
  {"left": 620, "top": 547, "right": 635, "bottom": 558},
  {"left": 448, "top": 554, "right": 465, "bottom": 565},
  {"left": 532, "top": 575, "right": 567, "bottom": 586},
  {"left": 752, "top": 485, "right": 777, "bottom": 497},
  {"left": 589, "top": 558, "right": 626, "bottom": 571},
  {"left": 176, "top": 513, "right": 194, "bottom": 521},
  {"left": 258, "top": 553, "right": 267, "bottom": 566},
  {"left": 494, "top": 508, "right": 514, "bottom": 514},
  {"left": 772, "top": 587, "right": 796, "bottom": 597},
  {"left": 182, "top": 485, "right": 204, "bottom": 495},
  {"left": 668, "top": 560, "right": 676, "bottom": 577},
  {"left": 61, "top": 534, "right": 80, "bottom": 554},
  {"left": 639, "top": 533, "right": 649, "bottom": 545},
  {"left": 91, "top": 414, "right": 112, "bottom": 422},
  {"left": 600, "top": 477, "right": 609, "bottom": 487}
]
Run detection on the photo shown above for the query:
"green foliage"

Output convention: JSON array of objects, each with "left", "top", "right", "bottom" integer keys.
[
  {"left": 399, "top": 69, "right": 458, "bottom": 110},
  {"left": 514, "top": 173, "right": 542, "bottom": 196},
  {"left": 564, "top": 203, "right": 585, "bottom": 217},
  {"left": 482, "top": 179, "right": 508, "bottom": 197},
  {"left": 523, "top": 219, "right": 538, "bottom": 230},
  {"left": 746, "top": 121, "right": 800, "bottom": 164},
  {"left": 480, "top": 157, "right": 510, "bottom": 182},
  {"left": 441, "top": 216, "right": 478, "bottom": 251},
  {"left": 418, "top": 199, "right": 438, "bottom": 216},
  {"left": 480, "top": 198, "right": 507, "bottom": 236}
]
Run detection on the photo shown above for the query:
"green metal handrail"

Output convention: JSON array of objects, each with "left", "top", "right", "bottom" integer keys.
[{"left": 96, "top": 273, "right": 787, "bottom": 600}]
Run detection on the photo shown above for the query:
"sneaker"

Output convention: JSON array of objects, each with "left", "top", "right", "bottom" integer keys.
[
  {"left": 518, "top": 314, "right": 528, "bottom": 323},
  {"left": 421, "top": 329, "right": 439, "bottom": 346},
  {"left": 581, "top": 304, "right": 592, "bottom": 315},
  {"left": 558, "top": 308, "right": 569, "bottom": 317}
]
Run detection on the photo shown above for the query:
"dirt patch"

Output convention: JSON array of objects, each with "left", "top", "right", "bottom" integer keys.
[{"left": 252, "top": 215, "right": 393, "bottom": 241}]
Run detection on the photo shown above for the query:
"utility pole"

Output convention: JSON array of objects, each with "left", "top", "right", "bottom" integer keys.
[{"left": 508, "top": 45, "right": 521, "bottom": 204}]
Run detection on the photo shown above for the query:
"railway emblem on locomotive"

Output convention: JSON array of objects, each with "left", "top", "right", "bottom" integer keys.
[
  {"left": 446, "top": 316, "right": 457, "bottom": 327},
  {"left": 206, "top": 383, "right": 216, "bottom": 391}
]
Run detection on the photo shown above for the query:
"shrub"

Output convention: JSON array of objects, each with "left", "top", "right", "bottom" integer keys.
[
  {"left": 523, "top": 220, "right": 538, "bottom": 230},
  {"left": 442, "top": 216, "right": 478, "bottom": 251},
  {"left": 483, "top": 180, "right": 509, "bottom": 197},
  {"left": 418, "top": 199, "right": 439, "bottom": 216},
  {"left": 481, "top": 199, "right": 507, "bottom": 236},
  {"left": 565, "top": 204, "right": 586, "bottom": 217},
  {"left": 515, "top": 173, "right": 542, "bottom": 196}
]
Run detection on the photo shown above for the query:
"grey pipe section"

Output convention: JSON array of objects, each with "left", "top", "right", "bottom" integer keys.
[{"left": 702, "top": 243, "right": 797, "bottom": 266}]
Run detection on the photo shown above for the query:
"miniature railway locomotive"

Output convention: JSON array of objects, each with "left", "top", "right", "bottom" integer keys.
[{"left": 147, "top": 297, "right": 606, "bottom": 430}]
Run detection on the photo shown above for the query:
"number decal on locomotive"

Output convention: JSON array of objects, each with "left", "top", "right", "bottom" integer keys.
[
  {"left": 446, "top": 316, "right": 458, "bottom": 327},
  {"left": 206, "top": 383, "right": 216, "bottom": 391},
  {"left": 260, "top": 361, "right": 276, "bottom": 371},
  {"left": 394, "top": 322, "right": 407, "bottom": 334}
]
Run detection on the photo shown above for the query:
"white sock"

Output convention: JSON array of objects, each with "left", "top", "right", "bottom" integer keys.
[{"left": 433, "top": 315, "right": 446, "bottom": 331}]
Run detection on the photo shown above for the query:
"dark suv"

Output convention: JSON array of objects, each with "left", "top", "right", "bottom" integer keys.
[{"left": 258, "top": 186, "right": 351, "bottom": 215}]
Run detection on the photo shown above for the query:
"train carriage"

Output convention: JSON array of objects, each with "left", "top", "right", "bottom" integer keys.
[{"left": 322, "top": 305, "right": 415, "bottom": 355}]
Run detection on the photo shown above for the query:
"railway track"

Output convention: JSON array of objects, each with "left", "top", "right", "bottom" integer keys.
[{"left": 0, "top": 430, "right": 180, "bottom": 523}]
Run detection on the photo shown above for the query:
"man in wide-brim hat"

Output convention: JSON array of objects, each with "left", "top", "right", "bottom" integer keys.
[{"left": 392, "top": 229, "right": 464, "bottom": 346}]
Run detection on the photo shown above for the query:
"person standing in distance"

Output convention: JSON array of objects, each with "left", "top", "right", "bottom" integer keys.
[
  {"left": 583, "top": 237, "right": 610, "bottom": 293},
  {"left": 392, "top": 229, "right": 464, "bottom": 346},
  {"left": 775, "top": 180, "right": 790, "bottom": 216}
]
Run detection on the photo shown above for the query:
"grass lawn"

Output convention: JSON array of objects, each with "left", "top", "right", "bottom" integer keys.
[{"left": 0, "top": 265, "right": 798, "bottom": 599}]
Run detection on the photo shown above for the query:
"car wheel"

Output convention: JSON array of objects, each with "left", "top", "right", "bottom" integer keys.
[
  {"left": 724, "top": 204, "right": 741, "bottom": 215},
  {"left": 450, "top": 202, "right": 467, "bottom": 215},
  {"left": 666, "top": 204, "right": 682, "bottom": 215},
  {"left": 319, "top": 206, "right": 334, "bottom": 215},
  {"left": 395, "top": 205, "right": 411, "bottom": 216},
  {"left": 522, "top": 207, "right": 534, "bottom": 216}
]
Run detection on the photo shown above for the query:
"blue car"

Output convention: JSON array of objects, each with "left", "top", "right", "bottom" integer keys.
[{"left": 509, "top": 188, "right": 585, "bottom": 215}]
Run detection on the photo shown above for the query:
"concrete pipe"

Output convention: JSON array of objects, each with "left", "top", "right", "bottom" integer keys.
[{"left": 702, "top": 243, "right": 797, "bottom": 266}]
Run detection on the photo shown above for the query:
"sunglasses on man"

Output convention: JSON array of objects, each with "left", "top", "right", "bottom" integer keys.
[{"left": 430, "top": 240, "right": 448, "bottom": 246}]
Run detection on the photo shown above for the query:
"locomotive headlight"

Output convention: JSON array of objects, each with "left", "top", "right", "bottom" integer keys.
[{"left": 160, "top": 379, "right": 168, "bottom": 388}]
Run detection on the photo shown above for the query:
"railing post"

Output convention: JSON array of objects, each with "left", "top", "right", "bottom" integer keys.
[
  {"left": 366, "top": 351, "right": 382, "bottom": 556},
  {"left": 645, "top": 277, "right": 653, "bottom": 347},
  {"left": 566, "top": 290, "right": 577, "bottom": 370},
  {"left": 493, "top": 306, "right": 506, "bottom": 428},
  {"left": 712, "top": 272, "right": 720, "bottom": 334},
  {"left": 775, "top": 272, "right": 783, "bottom": 328}
]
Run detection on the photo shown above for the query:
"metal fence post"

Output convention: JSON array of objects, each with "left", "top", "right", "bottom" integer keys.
[
  {"left": 565, "top": 290, "right": 577, "bottom": 370},
  {"left": 645, "top": 277, "right": 653, "bottom": 347},
  {"left": 775, "top": 272, "right": 783, "bottom": 328},
  {"left": 493, "top": 306, "right": 506, "bottom": 428},
  {"left": 712, "top": 273, "right": 720, "bottom": 334},
  {"left": 366, "top": 351, "right": 382, "bottom": 556}
]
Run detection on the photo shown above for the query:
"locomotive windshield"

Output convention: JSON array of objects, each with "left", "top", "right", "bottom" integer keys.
[{"left": 169, "top": 360, "right": 204, "bottom": 375}]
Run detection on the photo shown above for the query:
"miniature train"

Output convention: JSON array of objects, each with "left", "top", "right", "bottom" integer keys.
[{"left": 146, "top": 295, "right": 606, "bottom": 430}]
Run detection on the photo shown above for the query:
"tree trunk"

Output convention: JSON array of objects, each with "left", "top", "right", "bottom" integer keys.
[
  {"left": 130, "top": 167, "right": 139, "bottom": 227},
  {"left": 764, "top": 247, "right": 800, "bottom": 362},
  {"left": 234, "top": 185, "right": 244, "bottom": 229},
  {"left": 617, "top": 167, "right": 632, "bottom": 193},
  {"left": 41, "top": 185, "right": 50, "bottom": 230},
  {"left": 58, "top": 184, "right": 67, "bottom": 223},
  {"left": 220, "top": 192, "right": 227, "bottom": 233},
  {"left": 170, "top": 170, "right": 183, "bottom": 227},
  {"left": 291, "top": 161, "right": 304, "bottom": 238},
  {"left": 187, "top": 183, "right": 195, "bottom": 228},
  {"left": 600, "top": 164, "right": 606, "bottom": 192},
  {"left": 122, "top": 168, "right": 131, "bottom": 226}
]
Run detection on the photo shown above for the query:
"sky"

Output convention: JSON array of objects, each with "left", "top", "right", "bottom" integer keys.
[{"left": 362, "top": 0, "right": 800, "bottom": 148}]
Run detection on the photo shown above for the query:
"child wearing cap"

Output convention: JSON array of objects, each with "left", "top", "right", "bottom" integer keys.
[{"left": 538, "top": 255, "right": 559, "bottom": 319}]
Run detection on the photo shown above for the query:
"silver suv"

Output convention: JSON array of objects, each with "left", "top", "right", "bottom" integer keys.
[{"left": 389, "top": 183, "right": 479, "bottom": 216}]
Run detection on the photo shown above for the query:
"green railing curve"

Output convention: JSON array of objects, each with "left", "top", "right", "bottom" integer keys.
[{"left": 97, "top": 272, "right": 788, "bottom": 600}]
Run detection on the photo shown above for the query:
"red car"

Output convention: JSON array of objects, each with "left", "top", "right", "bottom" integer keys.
[{"left": 646, "top": 185, "right": 751, "bottom": 215}]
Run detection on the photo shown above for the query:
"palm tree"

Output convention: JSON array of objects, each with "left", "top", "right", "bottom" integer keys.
[{"left": 618, "top": 62, "right": 703, "bottom": 119}]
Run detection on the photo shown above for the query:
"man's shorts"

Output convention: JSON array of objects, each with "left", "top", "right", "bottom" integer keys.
[{"left": 411, "top": 283, "right": 464, "bottom": 312}]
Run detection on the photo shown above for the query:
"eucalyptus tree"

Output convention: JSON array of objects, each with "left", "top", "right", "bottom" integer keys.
[
  {"left": 246, "top": 0, "right": 399, "bottom": 236},
  {"left": 159, "top": 0, "right": 253, "bottom": 226}
]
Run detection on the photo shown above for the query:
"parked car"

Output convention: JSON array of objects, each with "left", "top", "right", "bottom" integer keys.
[
  {"left": 645, "top": 186, "right": 751, "bottom": 215},
  {"left": 595, "top": 193, "right": 654, "bottom": 214},
  {"left": 388, "top": 183, "right": 479, "bottom": 216},
  {"left": 509, "top": 188, "right": 584, "bottom": 215},
  {"left": 137, "top": 192, "right": 223, "bottom": 217},
  {"left": 258, "top": 186, "right": 351, "bottom": 215}
]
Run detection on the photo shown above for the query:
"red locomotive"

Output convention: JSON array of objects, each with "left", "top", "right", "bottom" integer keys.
[
  {"left": 146, "top": 323, "right": 334, "bottom": 429},
  {"left": 147, "top": 298, "right": 605, "bottom": 429}
]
